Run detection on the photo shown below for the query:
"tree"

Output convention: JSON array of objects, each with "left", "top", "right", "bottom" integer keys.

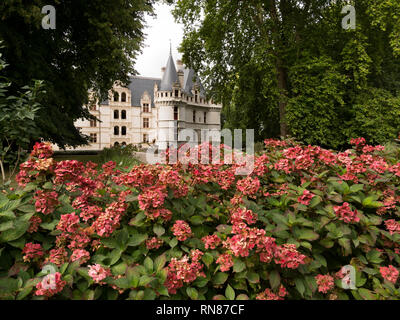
[
  {"left": 173, "top": 0, "right": 400, "bottom": 148},
  {"left": 0, "top": 48, "right": 44, "bottom": 182},
  {"left": 0, "top": 0, "right": 158, "bottom": 148}
]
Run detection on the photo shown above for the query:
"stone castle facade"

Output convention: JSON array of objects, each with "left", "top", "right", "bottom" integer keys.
[{"left": 54, "top": 53, "right": 221, "bottom": 151}]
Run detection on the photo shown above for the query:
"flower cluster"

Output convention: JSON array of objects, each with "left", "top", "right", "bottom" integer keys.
[
  {"left": 34, "top": 190, "right": 59, "bottom": 215},
  {"left": 333, "top": 202, "right": 360, "bottom": 223},
  {"left": 88, "top": 264, "right": 111, "bottom": 284},
  {"left": 216, "top": 253, "right": 234, "bottom": 272},
  {"left": 274, "top": 244, "right": 307, "bottom": 269},
  {"left": 171, "top": 220, "right": 192, "bottom": 241},
  {"left": 315, "top": 274, "right": 335, "bottom": 294},
  {"left": 256, "top": 286, "right": 288, "bottom": 300},
  {"left": 22, "top": 243, "right": 44, "bottom": 262},
  {"left": 146, "top": 237, "right": 164, "bottom": 250},
  {"left": 165, "top": 256, "right": 205, "bottom": 294},
  {"left": 202, "top": 235, "right": 221, "bottom": 250},
  {"left": 380, "top": 265, "right": 399, "bottom": 284},
  {"left": 35, "top": 272, "right": 66, "bottom": 297}
]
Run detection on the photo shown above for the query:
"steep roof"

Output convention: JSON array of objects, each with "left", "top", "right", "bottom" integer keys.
[
  {"left": 159, "top": 54, "right": 178, "bottom": 91},
  {"left": 128, "top": 76, "right": 161, "bottom": 107},
  {"left": 100, "top": 76, "right": 161, "bottom": 107}
]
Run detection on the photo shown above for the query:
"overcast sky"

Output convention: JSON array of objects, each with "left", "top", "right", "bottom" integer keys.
[{"left": 134, "top": 3, "right": 184, "bottom": 78}]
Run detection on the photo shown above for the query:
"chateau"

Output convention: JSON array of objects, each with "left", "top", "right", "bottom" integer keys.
[{"left": 55, "top": 52, "right": 222, "bottom": 151}]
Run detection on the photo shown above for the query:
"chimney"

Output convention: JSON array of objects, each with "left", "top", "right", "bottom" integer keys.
[{"left": 176, "top": 59, "right": 184, "bottom": 71}]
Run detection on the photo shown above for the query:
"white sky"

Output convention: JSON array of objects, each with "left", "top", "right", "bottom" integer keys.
[{"left": 134, "top": 3, "right": 184, "bottom": 78}]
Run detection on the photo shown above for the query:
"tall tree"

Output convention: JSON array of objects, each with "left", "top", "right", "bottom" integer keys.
[
  {"left": 173, "top": 0, "right": 400, "bottom": 148},
  {"left": 0, "top": 0, "right": 158, "bottom": 148}
]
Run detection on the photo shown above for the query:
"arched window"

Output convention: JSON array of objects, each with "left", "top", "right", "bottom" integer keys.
[
  {"left": 122, "top": 142, "right": 126, "bottom": 146},
  {"left": 121, "top": 126, "right": 127, "bottom": 135},
  {"left": 121, "top": 92, "right": 126, "bottom": 102},
  {"left": 114, "top": 92, "right": 119, "bottom": 102},
  {"left": 114, "top": 142, "right": 119, "bottom": 147},
  {"left": 114, "top": 110, "right": 119, "bottom": 119},
  {"left": 121, "top": 110, "right": 126, "bottom": 119},
  {"left": 114, "top": 126, "right": 119, "bottom": 135}
]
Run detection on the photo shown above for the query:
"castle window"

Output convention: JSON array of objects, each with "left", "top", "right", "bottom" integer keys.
[
  {"left": 174, "top": 106, "right": 178, "bottom": 120},
  {"left": 143, "top": 103, "right": 149, "bottom": 113},
  {"left": 161, "top": 92, "right": 163, "bottom": 98},
  {"left": 114, "top": 126, "right": 119, "bottom": 135},
  {"left": 174, "top": 90, "right": 179, "bottom": 97},
  {"left": 121, "top": 92, "right": 126, "bottom": 102},
  {"left": 114, "top": 142, "right": 119, "bottom": 147},
  {"left": 90, "top": 119, "right": 97, "bottom": 127},
  {"left": 121, "top": 110, "right": 126, "bottom": 119},
  {"left": 114, "top": 110, "right": 119, "bottom": 119},
  {"left": 89, "top": 133, "right": 97, "bottom": 143},
  {"left": 204, "top": 112, "right": 207, "bottom": 123},
  {"left": 193, "top": 110, "right": 196, "bottom": 123},
  {"left": 114, "top": 92, "right": 119, "bottom": 102},
  {"left": 121, "top": 126, "right": 127, "bottom": 135},
  {"left": 143, "top": 134, "right": 149, "bottom": 143},
  {"left": 143, "top": 118, "right": 149, "bottom": 128}
]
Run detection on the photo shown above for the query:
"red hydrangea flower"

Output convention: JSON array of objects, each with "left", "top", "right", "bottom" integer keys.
[
  {"left": 385, "top": 219, "right": 400, "bottom": 235},
  {"left": 146, "top": 237, "right": 164, "bottom": 250},
  {"left": 202, "top": 235, "right": 221, "bottom": 250},
  {"left": 274, "top": 244, "right": 307, "bottom": 269},
  {"left": 380, "top": 265, "right": 399, "bottom": 283},
  {"left": 315, "top": 274, "right": 335, "bottom": 293},
  {"left": 34, "top": 190, "right": 59, "bottom": 215},
  {"left": 88, "top": 264, "right": 111, "bottom": 284},
  {"left": 22, "top": 243, "right": 44, "bottom": 262},
  {"left": 35, "top": 272, "right": 66, "bottom": 297},
  {"left": 333, "top": 202, "right": 360, "bottom": 223},
  {"left": 70, "top": 249, "right": 90, "bottom": 265},
  {"left": 216, "top": 253, "right": 234, "bottom": 272},
  {"left": 171, "top": 220, "right": 192, "bottom": 241},
  {"left": 297, "top": 189, "right": 314, "bottom": 206}
]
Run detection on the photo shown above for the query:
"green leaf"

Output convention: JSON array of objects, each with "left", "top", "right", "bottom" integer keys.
[
  {"left": 186, "top": 287, "right": 199, "bottom": 300},
  {"left": 169, "top": 238, "right": 178, "bottom": 248},
  {"left": 213, "top": 272, "right": 228, "bottom": 285},
  {"left": 349, "top": 184, "right": 364, "bottom": 193},
  {"left": 154, "top": 254, "right": 166, "bottom": 272},
  {"left": 127, "top": 234, "right": 148, "bottom": 247},
  {"left": 144, "top": 257, "right": 153, "bottom": 273},
  {"left": 296, "top": 228, "right": 319, "bottom": 241},
  {"left": 269, "top": 270, "right": 280, "bottom": 290},
  {"left": 309, "top": 196, "right": 321, "bottom": 208},
  {"left": 202, "top": 252, "right": 213, "bottom": 267},
  {"left": 233, "top": 258, "right": 246, "bottom": 273},
  {"left": 153, "top": 224, "right": 165, "bottom": 237},
  {"left": 246, "top": 272, "right": 260, "bottom": 284},
  {"left": 225, "top": 284, "right": 235, "bottom": 300},
  {"left": 295, "top": 278, "right": 305, "bottom": 297}
]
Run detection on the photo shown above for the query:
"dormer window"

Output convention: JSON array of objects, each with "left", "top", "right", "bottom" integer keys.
[
  {"left": 143, "top": 103, "right": 149, "bottom": 113},
  {"left": 121, "top": 92, "right": 127, "bottom": 102},
  {"left": 114, "top": 92, "right": 119, "bottom": 102}
]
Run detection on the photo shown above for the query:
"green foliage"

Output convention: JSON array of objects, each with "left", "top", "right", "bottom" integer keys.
[
  {"left": 173, "top": 0, "right": 400, "bottom": 148},
  {"left": 0, "top": 0, "right": 156, "bottom": 147},
  {"left": 0, "top": 47, "right": 44, "bottom": 183},
  {"left": 0, "top": 139, "right": 400, "bottom": 300}
]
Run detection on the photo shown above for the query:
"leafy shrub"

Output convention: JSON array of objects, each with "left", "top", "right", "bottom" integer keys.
[
  {"left": 98, "top": 144, "right": 141, "bottom": 170},
  {"left": 0, "top": 138, "right": 400, "bottom": 300}
]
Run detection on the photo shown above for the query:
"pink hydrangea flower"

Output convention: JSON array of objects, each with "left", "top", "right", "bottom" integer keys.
[
  {"left": 171, "top": 220, "right": 192, "bottom": 241},
  {"left": 380, "top": 265, "right": 399, "bottom": 284},
  {"left": 315, "top": 274, "right": 335, "bottom": 293}
]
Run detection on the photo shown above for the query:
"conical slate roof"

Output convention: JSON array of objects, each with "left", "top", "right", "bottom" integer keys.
[{"left": 160, "top": 53, "right": 178, "bottom": 91}]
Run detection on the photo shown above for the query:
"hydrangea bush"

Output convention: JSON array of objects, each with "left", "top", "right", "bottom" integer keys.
[{"left": 0, "top": 138, "right": 399, "bottom": 300}]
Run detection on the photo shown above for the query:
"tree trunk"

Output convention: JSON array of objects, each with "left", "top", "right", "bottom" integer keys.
[{"left": 270, "top": 0, "right": 289, "bottom": 138}]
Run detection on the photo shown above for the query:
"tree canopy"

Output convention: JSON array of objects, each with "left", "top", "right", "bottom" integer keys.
[
  {"left": 173, "top": 0, "right": 400, "bottom": 149},
  {"left": 0, "top": 0, "right": 157, "bottom": 147}
]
